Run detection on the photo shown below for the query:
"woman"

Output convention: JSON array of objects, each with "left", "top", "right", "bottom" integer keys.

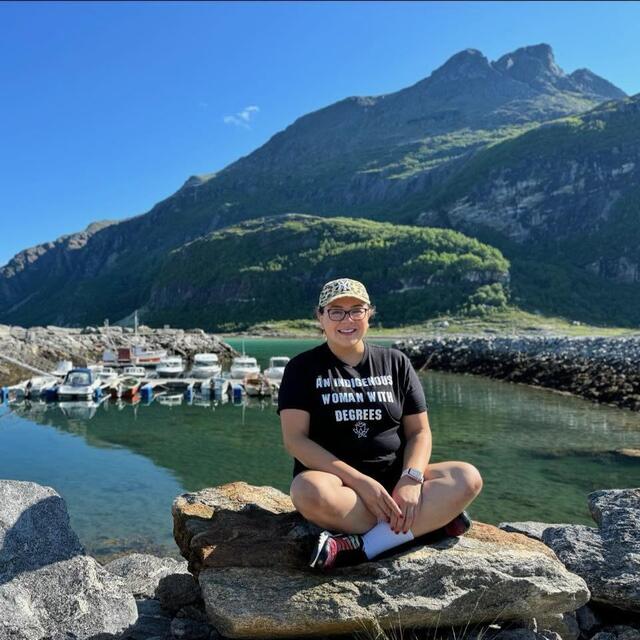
[{"left": 278, "top": 278, "right": 483, "bottom": 571}]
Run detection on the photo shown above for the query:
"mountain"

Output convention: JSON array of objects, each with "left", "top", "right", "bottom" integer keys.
[
  {"left": 144, "top": 215, "right": 510, "bottom": 330},
  {"left": 0, "top": 44, "right": 630, "bottom": 327}
]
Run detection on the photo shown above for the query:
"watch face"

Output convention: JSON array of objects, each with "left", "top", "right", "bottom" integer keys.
[{"left": 409, "top": 469, "right": 421, "bottom": 480}]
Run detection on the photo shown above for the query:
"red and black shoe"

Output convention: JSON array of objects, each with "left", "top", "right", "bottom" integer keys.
[
  {"left": 309, "top": 531, "right": 367, "bottom": 571},
  {"left": 444, "top": 511, "right": 472, "bottom": 537}
]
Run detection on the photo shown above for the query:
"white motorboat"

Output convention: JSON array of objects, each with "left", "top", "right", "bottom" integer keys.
[
  {"left": 96, "top": 366, "right": 119, "bottom": 385},
  {"left": 26, "top": 375, "right": 59, "bottom": 398},
  {"left": 123, "top": 366, "right": 147, "bottom": 377},
  {"left": 201, "top": 376, "right": 231, "bottom": 398},
  {"left": 156, "top": 356, "right": 184, "bottom": 378},
  {"left": 263, "top": 356, "right": 290, "bottom": 383},
  {"left": 229, "top": 356, "right": 260, "bottom": 380},
  {"left": 190, "top": 353, "right": 222, "bottom": 378},
  {"left": 57, "top": 368, "right": 102, "bottom": 400}
]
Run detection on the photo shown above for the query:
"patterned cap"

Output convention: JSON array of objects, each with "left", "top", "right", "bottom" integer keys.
[{"left": 318, "top": 278, "right": 371, "bottom": 307}]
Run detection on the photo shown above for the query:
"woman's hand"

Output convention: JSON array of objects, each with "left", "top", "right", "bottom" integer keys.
[
  {"left": 391, "top": 478, "right": 423, "bottom": 534},
  {"left": 351, "top": 474, "right": 403, "bottom": 524}
]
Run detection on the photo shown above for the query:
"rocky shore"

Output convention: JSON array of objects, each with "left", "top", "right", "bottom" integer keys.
[
  {"left": 394, "top": 335, "right": 640, "bottom": 411},
  {"left": 0, "top": 324, "right": 237, "bottom": 387},
  {"left": 2, "top": 479, "right": 638, "bottom": 640}
]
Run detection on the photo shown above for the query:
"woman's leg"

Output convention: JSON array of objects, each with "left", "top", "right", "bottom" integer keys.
[
  {"left": 409, "top": 461, "right": 483, "bottom": 537},
  {"left": 290, "top": 470, "right": 377, "bottom": 534}
]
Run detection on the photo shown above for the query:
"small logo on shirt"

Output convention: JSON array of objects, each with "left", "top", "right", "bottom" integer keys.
[{"left": 353, "top": 422, "right": 369, "bottom": 438}]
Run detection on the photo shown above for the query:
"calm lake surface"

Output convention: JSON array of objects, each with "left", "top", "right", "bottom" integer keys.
[{"left": 2, "top": 337, "right": 640, "bottom": 561}]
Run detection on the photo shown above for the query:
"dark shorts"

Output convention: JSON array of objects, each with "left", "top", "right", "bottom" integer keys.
[{"left": 293, "top": 459, "right": 402, "bottom": 493}]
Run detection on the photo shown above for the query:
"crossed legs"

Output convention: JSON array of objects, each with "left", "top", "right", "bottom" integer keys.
[{"left": 290, "top": 461, "right": 483, "bottom": 537}]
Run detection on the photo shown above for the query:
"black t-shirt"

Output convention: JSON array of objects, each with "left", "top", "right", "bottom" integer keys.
[{"left": 278, "top": 342, "right": 427, "bottom": 477}]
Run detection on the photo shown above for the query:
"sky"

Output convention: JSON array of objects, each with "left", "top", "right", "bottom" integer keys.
[{"left": 1, "top": 0, "right": 639, "bottom": 267}]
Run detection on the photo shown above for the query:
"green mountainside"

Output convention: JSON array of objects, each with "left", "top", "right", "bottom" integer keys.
[
  {"left": 144, "top": 215, "right": 510, "bottom": 330},
  {"left": 0, "top": 43, "right": 635, "bottom": 328}
]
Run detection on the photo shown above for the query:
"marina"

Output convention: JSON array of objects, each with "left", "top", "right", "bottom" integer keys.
[{"left": 0, "top": 346, "right": 289, "bottom": 406}]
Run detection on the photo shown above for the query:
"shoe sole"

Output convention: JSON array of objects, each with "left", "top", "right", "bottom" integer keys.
[{"left": 309, "top": 530, "right": 331, "bottom": 568}]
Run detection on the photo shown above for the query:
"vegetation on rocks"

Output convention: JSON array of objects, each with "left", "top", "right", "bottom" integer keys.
[{"left": 144, "top": 215, "right": 510, "bottom": 331}]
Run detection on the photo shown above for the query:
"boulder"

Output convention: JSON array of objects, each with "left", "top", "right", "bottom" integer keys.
[
  {"left": 105, "top": 552, "right": 191, "bottom": 599},
  {"left": 542, "top": 488, "right": 640, "bottom": 613},
  {"left": 0, "top": 480, "right": 138, "bottom": 640},
  {"left": 173, "top": 482, "right": 589, "bottom": 639}
]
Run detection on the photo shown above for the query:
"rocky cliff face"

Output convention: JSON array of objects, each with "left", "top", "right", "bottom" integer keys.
[{"left": 0, "top": 44, "right": 630, "bottom": 327}]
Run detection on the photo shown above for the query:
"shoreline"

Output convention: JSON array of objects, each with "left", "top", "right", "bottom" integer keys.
[
  {"left": 395, "top": 335, "right": 640, "bottom": 412},
  {"left": 2, "top": 324, "right": 639, "bottom": 412}
]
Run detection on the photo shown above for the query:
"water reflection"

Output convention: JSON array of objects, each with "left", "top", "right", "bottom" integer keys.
[{"left": 2, "top": 367, "right": 640, "bottom": 560}]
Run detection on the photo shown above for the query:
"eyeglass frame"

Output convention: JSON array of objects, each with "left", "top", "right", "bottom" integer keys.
[{"left": 320, "top": 306, "right": 371, "bottom": 322}]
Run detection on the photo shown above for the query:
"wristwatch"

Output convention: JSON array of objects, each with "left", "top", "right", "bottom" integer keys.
[{"left": 401, "top": 467, "right": 424, "bottom": 484}]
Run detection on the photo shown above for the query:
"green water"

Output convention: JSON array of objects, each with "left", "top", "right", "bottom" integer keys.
[{"left": 1, "top": 337, "right": 639, "bottom": 561}]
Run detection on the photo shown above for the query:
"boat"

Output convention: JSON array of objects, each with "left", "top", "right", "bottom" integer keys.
[
  {"left": 190, "top": 353, "right": 222, "bottom": 378},
  {"left": 200, "top": 376, "right": 231, "bottom": 398},
  {"left": 117, "top": 345, "right": 167, "bottom": 366},
  {"left": 229, "top": 355, "right": 260, "bottom": 380},
  {"left": 263, "top": 356, "right": 290, "bottom": 384},
  {"left": 244, "top": 373, "right": 272, "bottom": 397},
  {"left": 156, "top": 356, "right": 184, "bottom": 378},
  {"left": 123, "top": 366, "right": 147, "bottom": 377},
  {"left": 57, "top": 368, "right": 102, "bottom": 400},
  {"left": 111, "top": 376, "right": 142, "bottom": 400},
  {"left": 26, "top": 375, "right": 59, "bottom": 398},
  {"left": 96, "top": 366, "right": 120, "bottom": 385}
]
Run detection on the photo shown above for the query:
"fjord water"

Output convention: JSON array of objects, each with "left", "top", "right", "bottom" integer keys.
[{"left": 1, "top": 337, "right": 639, "bottom": 561}]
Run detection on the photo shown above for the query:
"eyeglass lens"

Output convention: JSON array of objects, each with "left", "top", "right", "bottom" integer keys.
[{"left": 327, "top": 308, "right": 367, "bottom": 321}]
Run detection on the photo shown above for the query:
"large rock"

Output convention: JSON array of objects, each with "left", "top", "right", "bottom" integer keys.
[
  {"left": 0, "top": 480, "right": 138, "bottom": 640},
  {"left": 173, "top": 482, "right": 589, "bottom": 639},
  {"left": 104, "top": 552, "right": 191, "bottom": 599},
  {"left": 542, "top": 488, "right": 640, "bottom": 614}
]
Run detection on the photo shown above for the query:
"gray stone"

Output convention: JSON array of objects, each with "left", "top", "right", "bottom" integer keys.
[
  {"left": 0, "top": 480, "right": 138, "bottom": 640},
  {"left": 543, "top": 488, "right": 640, "bottom": 613},
  {"left": 611, "top": 626, "right": 640, "bottom": 640},
  {"left": 105, "top": 553, "right": 190, "bottom": 599},
  {"left": 575, "top": 603, "right": 601, "bottom": 632},
  {"left": 0, "top": 480, "right": 84, "bottom": 570},
  {"left": 499, "top": 522, "right": 563, "bottom": 542},
  {"left": 536, "top": 612, "right": 580, "bottom": 640},
  {"left": 170, "top": 617, "right": 211, "bottom": 640},
  {"left": 591, "top": 633, "right": 617, "bottom": 640},
  {"left": 178, "top": 483, "right": 589, "bottom": 639},
  {"left": 157, "top": 573, "right": 201, "bottom": 614},
  {"left": 122, "top": 598, "right": 172, "bottom": 640}
]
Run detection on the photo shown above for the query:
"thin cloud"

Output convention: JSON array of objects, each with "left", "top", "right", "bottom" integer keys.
[{"left": 223, "top": 105, "right": 260, "bottom": 128}]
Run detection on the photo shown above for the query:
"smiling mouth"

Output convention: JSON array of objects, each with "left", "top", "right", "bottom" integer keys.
[{"left": 337, "top": 328, "right": 357, "bottom": 335}]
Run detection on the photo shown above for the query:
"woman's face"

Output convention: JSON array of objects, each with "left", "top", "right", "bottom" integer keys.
[{"left": 317, "top": 296, "right": 371, "bottom": 351}]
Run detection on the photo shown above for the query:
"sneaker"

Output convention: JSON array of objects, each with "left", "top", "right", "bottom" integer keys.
[
  {"left": 444, "top": 511, "right": 472, "bottom": 537},
  {"left": 309, "top": 531, "right": 367, "bottom": 570}
]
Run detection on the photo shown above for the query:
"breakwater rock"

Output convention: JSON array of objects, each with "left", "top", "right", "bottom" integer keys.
[
  {"left": 394, "top": 335, "right": 640, "bottom": 411},
  {"left": 0, "top": 324, "right": 237, "bottom": 387}
]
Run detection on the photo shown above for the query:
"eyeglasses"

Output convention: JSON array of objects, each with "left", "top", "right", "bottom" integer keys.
[{"left": 324, "top": 307, "right": 369, "bottom": 321}]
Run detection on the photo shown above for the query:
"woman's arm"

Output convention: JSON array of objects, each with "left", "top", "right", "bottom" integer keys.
[
  {"left": 401, "top": 411, "right": 432, "bottom": 473},
  {"left": 390, "top": 412, "right": 432, "bottom": 533}
]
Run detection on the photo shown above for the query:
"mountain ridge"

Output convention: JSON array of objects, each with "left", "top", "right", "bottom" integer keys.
[{"left": 0, "top": 43, "right": 633, "bottom": 327}]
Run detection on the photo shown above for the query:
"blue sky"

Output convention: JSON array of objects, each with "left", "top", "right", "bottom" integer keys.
[{"left": 1, "top": 1, "right": 639, "bottom": 267}]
